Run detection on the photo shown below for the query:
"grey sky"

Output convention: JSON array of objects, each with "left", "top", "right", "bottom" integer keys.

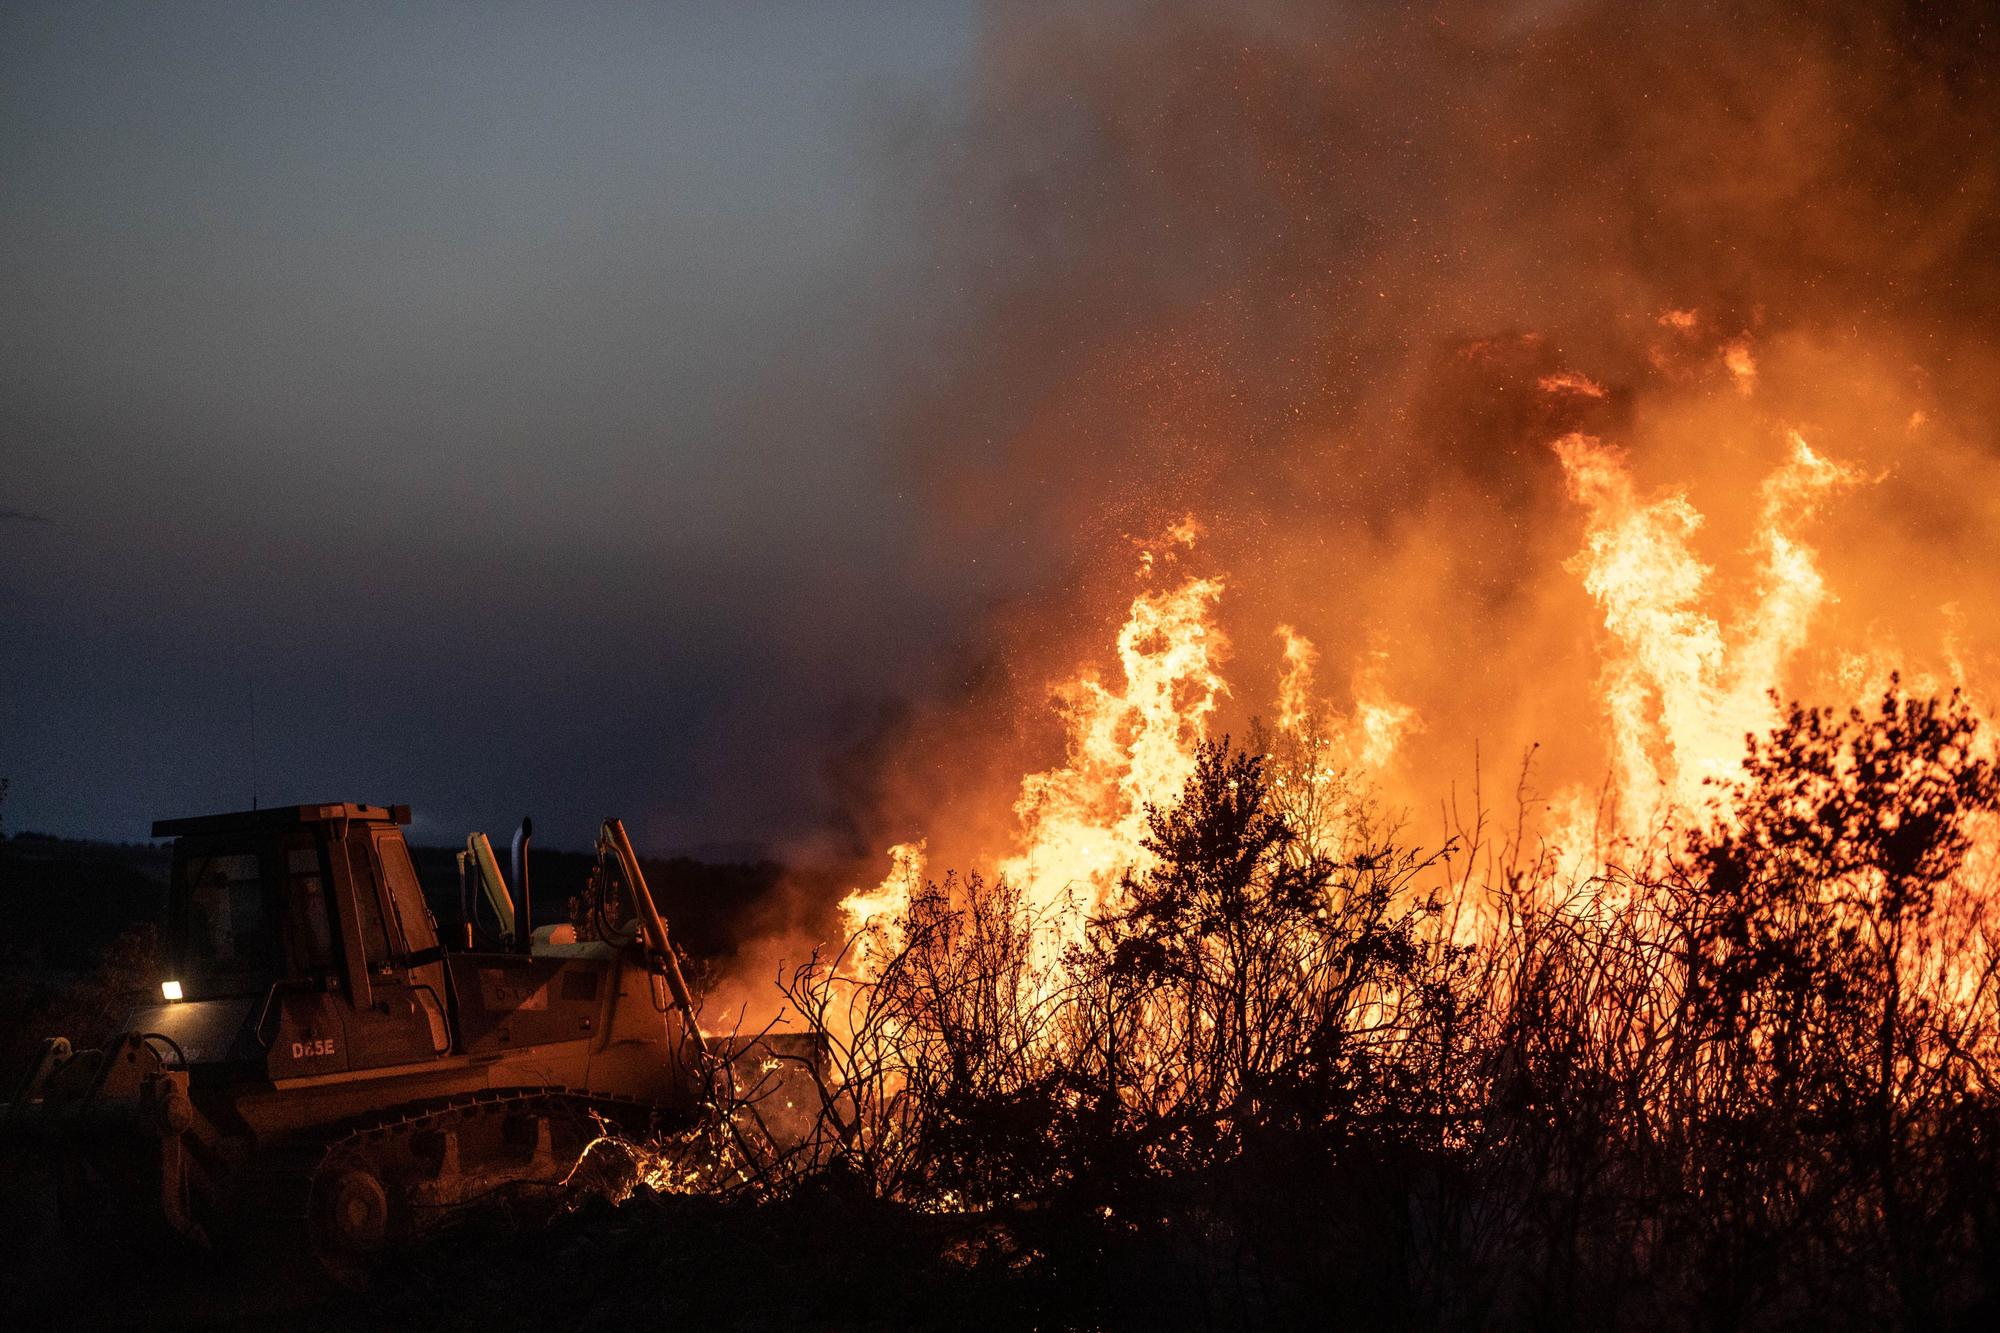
[{"left": 1, "top": 2, "right": 980, "bottom": 852}]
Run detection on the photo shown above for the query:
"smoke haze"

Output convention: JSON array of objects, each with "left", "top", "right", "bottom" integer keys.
[
  {"left": 6, "top": 1, "right": 1998, "bottom": 882},
  {"left": 849, "top": 0, "right": 2000, "bottom": 873}
]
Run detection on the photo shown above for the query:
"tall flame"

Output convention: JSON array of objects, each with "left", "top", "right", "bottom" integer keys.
[
  {"left": 995, "top": 564, "right": 1226, "bottom": 960},
  {"left": 840, "top": 539, "right": 1228, "bottom": 964},
  {"left": 840, "top": 527, "right": 1443, "bottom": 974},
  {"left": 835, "top": 383, "right": 1927, "bottom": 990},
  {"left": 1555, "top": 429, "right": 1858, "bottom": 840}
]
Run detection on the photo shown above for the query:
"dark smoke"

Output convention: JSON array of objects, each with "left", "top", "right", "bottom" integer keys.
[{"left": 839, "top": 0, "right": 2000, "bottom": 867}]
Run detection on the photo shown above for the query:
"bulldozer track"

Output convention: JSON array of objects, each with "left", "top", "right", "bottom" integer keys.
[{"left": 227, "top": 1085, "right": 691, "bottom": 1275}]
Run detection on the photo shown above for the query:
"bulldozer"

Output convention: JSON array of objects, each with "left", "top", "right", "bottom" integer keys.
[{"left": 3, "top": 802, "right": 735, "bottom": 1276}]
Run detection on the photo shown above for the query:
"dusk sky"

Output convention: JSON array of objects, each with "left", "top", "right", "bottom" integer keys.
[
  {"left": 11, "top": 2, "right": 1999, "bottom": 867},
  {"left": 2, "top": 3, "right": 987, "bottom": 853}
]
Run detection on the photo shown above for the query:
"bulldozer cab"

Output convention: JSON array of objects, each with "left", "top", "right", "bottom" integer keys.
[{"left": 154, "top": 804, "right": 450, "bottom": 1080}]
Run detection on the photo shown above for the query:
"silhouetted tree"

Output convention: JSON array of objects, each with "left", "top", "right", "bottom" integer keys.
[{"left": 753, "top": 687, "right": 2000, "bottom": 1330}]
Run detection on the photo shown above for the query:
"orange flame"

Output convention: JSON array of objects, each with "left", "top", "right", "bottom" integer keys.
[
  {"left": 841, "top": 527, "right": 1435, "bottom": 977},
  {"left": 995, "top": 562, "right": 1226, "bottom": 958},
  {"left": 838, "top": 839, "right": 926, "bottom": 963},
  {"left": 1555, "top": 429, "right": 1859, "bottom": 841},
  {"left": 839, "top": 530, "right": 1229, "bottom": 970}
]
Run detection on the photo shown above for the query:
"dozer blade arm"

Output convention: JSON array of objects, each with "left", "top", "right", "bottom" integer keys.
[
  {"left": 7, "top": 1037, "right": 71, "bottom": 1107},
  {"left": 598, "top": 818, "right": 703, "bottom": 1044},
  {"left": 466, "top": 831, "right": 516, "bottom": 941}
]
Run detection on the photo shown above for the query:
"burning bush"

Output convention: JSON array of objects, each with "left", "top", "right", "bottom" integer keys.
[{"left": 707, "top": 687, "right": 2000, "bottom": 1330}]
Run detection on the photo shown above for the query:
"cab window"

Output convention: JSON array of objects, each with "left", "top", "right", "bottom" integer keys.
[
  {"left": 178, "top": 847, "right": 277, "bottom": 988},
  {"left": 281, "top": 834, "right": 337, "bottom": 973},
  {"left": 342, "top": 829, "right": 395, "bottom": 966},
  {"left": 372, "top": 831, "right": 437, "bottom": 954}
]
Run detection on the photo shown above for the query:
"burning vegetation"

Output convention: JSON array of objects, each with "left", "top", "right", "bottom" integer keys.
[
  {"left": 541, "top": 666, "right": 2000, "bottom": 1329},
  {"left": 566, "top": 6, "right": 2000, "bottom": 1323},
  {"left": 10, "top": 3, "right": 2000, "bottom": 1330},
  {"left": 547, "top": 432, "right": 2000, "bottom": 1325}
]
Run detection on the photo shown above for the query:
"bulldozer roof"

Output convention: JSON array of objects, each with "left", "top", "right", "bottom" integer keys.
[{"left": 151, "top": 802, "right": 412, "bottom": 838}]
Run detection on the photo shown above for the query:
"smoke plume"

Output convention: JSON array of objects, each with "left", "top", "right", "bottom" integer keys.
[{"left": 837, "top": 0, "right": 2000, "bottom": 879}]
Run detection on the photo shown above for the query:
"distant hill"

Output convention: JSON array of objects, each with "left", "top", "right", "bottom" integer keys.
[{"left": 0, "top": 833, "right": 171, "bottom": 974}]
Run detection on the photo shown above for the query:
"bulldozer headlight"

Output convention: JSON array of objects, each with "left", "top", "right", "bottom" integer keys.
[{"left": 161, "top": 980, "right": 184, "bottom": 1002}]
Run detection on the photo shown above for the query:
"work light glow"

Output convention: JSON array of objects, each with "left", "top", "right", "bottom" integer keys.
[{"left": 161, "top": 980, "right": 183, "bottom": 1002}]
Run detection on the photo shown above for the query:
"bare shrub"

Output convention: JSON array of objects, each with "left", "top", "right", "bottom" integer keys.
[{"left": 727, "top": 685, "right": 2000, "bottom": 1330}]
